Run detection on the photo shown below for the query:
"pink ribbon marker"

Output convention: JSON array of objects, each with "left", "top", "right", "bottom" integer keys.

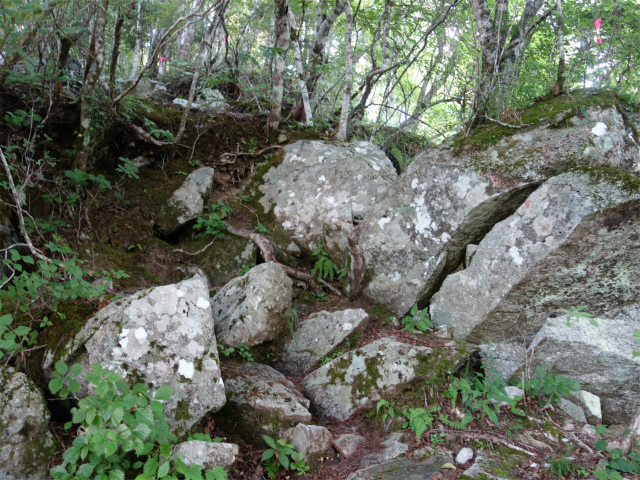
[
  {"left": 595, "top": 18, "right": 602, "bottom": 45},
  {"left": 159, "top": 56, "right": 167, "bottom": 67}
]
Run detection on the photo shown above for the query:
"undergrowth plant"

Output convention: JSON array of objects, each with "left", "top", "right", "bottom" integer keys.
[
  {"left": 261, "top": 435, "right": 309, "bottom": 479},
  {"left": 376, "top": 399, "right": 396, "bottom": 424},
  {"left": 520, "top": 365, "right": 580, "bottom": 408},
  {"left": 193, "top": 201, "right": 233, "bottom": 239},
  {"left": 593, "top": 439, "right": 640, "bottom": 480},
  {"left": 402, "top": 406, "right": 440, "bottom": 441},
  {"left": 400, "top": 304, "right": 432, "bottom": 333},
  {"left": 310, "top": 242, "right": 346, "bottom": 281},
  {"left": 49, "top": 362, "right": 228, "bottom": 480}
]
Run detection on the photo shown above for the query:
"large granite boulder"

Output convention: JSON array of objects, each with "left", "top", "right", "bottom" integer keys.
[
  {"left": 360, "top": 92, "right": 640, "bottom": 315},
  {"left": 278, "top": 308, "right": 369, "bottom": 377},
  {"left": 171, "top": 440, "right": 238, "bottom": 472},
  {"left": 257, "top": 140, "right": 396, "bottom": 270},
  {"left": 211, "top": 262, "right": 293, "bottom": 348},
  {"left": 301, "top": 337, "right": 472, "bottom": 422},
  {"left": 0, "top": 367, "right": 56, "bottom": 480},
  {"left": 43, "top": 275, "right": 225, "bottom": 437},
  {"left": 156, "top": 167, "right": 215, "bottom": 235},
  {"left": 430, "top": 168, "right": 640, "bottom": 344},
  {"left": 213, "top": 363, "right": 311, "bottom": 445},
  {"left": 523, "top": 305, "right": 640, "bottom": 424}
]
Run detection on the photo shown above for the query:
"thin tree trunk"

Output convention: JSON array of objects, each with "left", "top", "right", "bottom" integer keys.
[
  {"left": 74, "top": 0, "right": 109, "bottom": 171},
  {"left": 554, "top": 0, "right": 565, "bottom": 93},
  {"left": 287, "top": 1, "right": 312, "bottom": 125},
  {"left": 336, "top": 0, "right": 353, "bottom": 141},
  {"left": 171, "top": 20, "right": 218, "bottom": 160},
  {"left": 128, "top": 0, "right": 143, "bottom": 81},
  {"left": 267, "top": 0, "right": 290, "bottom": 131},
  {"left": 109, "top": 9, "right": 125, "bottom": 93}
]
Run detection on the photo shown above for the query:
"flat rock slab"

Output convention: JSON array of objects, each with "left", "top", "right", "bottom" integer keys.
[
  {"left": 346, "top": 452, "right": 454, "bottom": 480},
  {"left": 359, "top": 432, "right": 409, "bottom": 466},
  {"left": 0, "top": 367, "right": 56, "bottom": 480},
  {"left": 43, "top": 276, "right": 225, "bottom": 437},
  {"left": 524, "top": 306, "right": 640, "bottom": 424},
  {"left": 212, "top": 262, "right": 292, "bottom": 348},
  {"left": 213, "top": 363, "right": 311, "bottom": 445},
  {"left": 258, "top": 140, "right": 396, "bottom": 264},
  {"left": 360, "top": 95, "right": 640, "bottom": 316},
  {"left": 278, "top": 308, "right": 369, "bottom": 376},
  {"left": 156, "top": 167, "right": 215, "bottom": 235},
  {"left": 431, "top": 168, "right": 640, "bottom": 344},
  {"left": 302, "top": 337, "right": 472, "bottom": 422},
  {"left": 333, "top": 434, "right": 366, "bottom": 459}
]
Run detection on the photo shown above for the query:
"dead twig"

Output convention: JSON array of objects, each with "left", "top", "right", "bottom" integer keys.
[
  {"left": 484, "top": 115, "right": 534, "bottom": 129},
  {"left": 172, "top": 239, "right": 216, "bottom": 256}
]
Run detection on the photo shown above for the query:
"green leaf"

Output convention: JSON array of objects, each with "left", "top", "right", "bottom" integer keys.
[
  {"left": 263, "top": 435, "right": 276, "bottom": 448},
  {"left": 158, "top": 461, "right": 171, "bottom": 478},
  {"left": 154, "top": 385, "right": 174, "bottom": 401},
  {"left": 279, "top": 453, "right": 290, "bottom": 469},
  {"left": 261, "top": 449, "right": 275, "bottom": 461},
  {"left": 69, "top": 364, "right": 83, "bottom": 377},
  {"left": 76, "top": 463, "right": 95, "bottom": 478},
  {"left": 55, "top": 361, "right": 69, "bottom": 375},
  {"left": 594, "top": 440, "right": 608, "bottom": 451},
  {"left": 115, "top": 381, "right": 130, "bottom": 394},
  {"left": 49, "top": 378, "right": 63, "bottom": 394}
]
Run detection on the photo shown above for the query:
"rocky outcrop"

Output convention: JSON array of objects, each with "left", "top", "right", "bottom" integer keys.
[
  {"left": 278, "top": 308, "right": 369, "bottom": 377},
  {"left": 171, "top": 441, "right": 238, "bottom": 472},
  {"left": 346, "top": 450, "right": 454, "bottom": 480},
  {"left": 43, "top": 275, "right": 225, "bottom": 437},
  {"left": 258, "top": 140, "right": 396, "bottom": 270},
  {"left": 211, "top": 262, "right": 293, "bottom": 348},
  {"left": 523, "top": 305, "right": 640, "bottom": 424},
  {"left": 0, "top": 367, "right": 56, "bottom": 480},
  {"left": 430, "top": 168, "right": 640, "bottom": 344},
  {"left": 302, "top": 337, "right": 472, "bottom": 421},
  {"left": 360, "top": 93, "right": 640, "bottom": 315},
  {"left": 213, "top": 363, "right": 311, "bottom": 445},
  {"left": 156, "top": 167, "right": 215, "bottom": 235}
]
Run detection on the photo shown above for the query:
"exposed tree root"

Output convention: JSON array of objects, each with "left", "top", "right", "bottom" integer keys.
[{"left": 225, "top": 223, "right": 342, "bottom": 296}]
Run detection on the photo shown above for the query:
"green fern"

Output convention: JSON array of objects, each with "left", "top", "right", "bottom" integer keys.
[
  {"left": 438, "top": 413, "right": 473, "bottom": 430},
  {"left": 402, "top": 406, "right": 440, "bottom": 441},
  {"left": 444, "top": 377, "right": 472, "bottom": 410},
  {"left": 311, "top": 242, "right": 347, "bottom": 281}
]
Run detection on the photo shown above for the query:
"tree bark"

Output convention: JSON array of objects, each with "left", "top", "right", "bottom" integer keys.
[
  {"left": 74, "top": 0, "right": 109, "bottom": 171},
  {"left": 267, "top": 0, "right": 290, "bottom": 131},
  {"left": 109, "top": 9, "right": 125, "bottom": 93},
  {"left": 336, "top": 0, "right": 353, "bottom": 141},
  {"left": 287, "top": 1, "right": 313, "bottom": 125},
  {"left": 128, "top": 0, "right": 143, "bottom": 81},
  {"left": 554, "top": 0, "right": 565, "bottom": 93}
]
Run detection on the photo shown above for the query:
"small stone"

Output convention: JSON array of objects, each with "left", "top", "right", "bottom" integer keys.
[
  {"left": 171, "top": 441, "right": 238, "bottom": 472},
  {"left": 456, "top": 447, "right": 474, "bottom": 465},
  {"left": 277, "top": 133, "right": 288, "bottom": 143},
  {"left": 433, "top": 325, "right": 452, "bottom": 338},
  {"left": 530, "top": 463, "right": 539, "bottom": 469},
  {"left": 333, "top": 434, "right": 366, "bottom": 459},
  {"left": 285, "top": 424, "right": 333, "bottom": 461},
  {"left": 568, "top": 390, "right": 602, "bottom": 425}
]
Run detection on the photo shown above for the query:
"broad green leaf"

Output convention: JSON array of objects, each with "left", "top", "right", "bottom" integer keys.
[
  {"left": 154, "top": 385, "right": 174, "bottom": 400},
  {"left": 55, "top": 361, "right": 69, "bottom": 375}
]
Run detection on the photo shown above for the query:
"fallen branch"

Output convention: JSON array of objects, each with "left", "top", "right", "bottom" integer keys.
[
  {"left": 430, "top": 428, "right": 539, "bottom": 457},
  {"left": 225, "top": 223, "right": 342, "bottom": 296},
  {"left": 122, "top": 120, "right": 173, "bottom": 146},
  {"left": 219, "top": 145, "right": 282, "bottom": 163},
  {"left": 172, "top": 239, "right": 216, "bottom": 256},
  {"left": 484, "top": 115, "right": 534, "bottom": 129}
]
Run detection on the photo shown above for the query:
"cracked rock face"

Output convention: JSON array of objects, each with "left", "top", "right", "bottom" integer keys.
[
  {"left": 213, "top": 363, "right": 312, "bottom": 445},
  {"left": 43, "top": 275, "right": 225, "bottom": 436},
  {"left": 523, "top": 305, "right": 640, "bottom": 424},
  {"left": 156, "top": 167, "right": 215, "bottom": 235},
  {"left": 430, "top": 168, "right": 640, "bottom": 344},
  {"left": 211, "top": 262, "right": 293, "bottom": 348},
  {"left": 0, "top": 367, "right": 56, "bottom": 480},
  {"left": 258, "top": 140, "right": 396, "bottom": 265},
  {"left": 360, "top": 100, "right": 640, "bottom": 316},
  {"left": 302, "top": 337, "right": 471, "bottom": 422},
  {"left": 278, "top": 308, "right": 369, "bottom": 377}
]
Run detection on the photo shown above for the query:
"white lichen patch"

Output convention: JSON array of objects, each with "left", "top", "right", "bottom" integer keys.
[
  {"left": 592, "top": 122, "right": 607, "bottom": 136},
  {"left": 135, "top": 327, "right": 148, "bottom": 341},
  {"left": 196, "top": 297, "right": 211, "bottom": 309},
  {"left": 178, "top": 359, "right": 195, "bottom": 379}
]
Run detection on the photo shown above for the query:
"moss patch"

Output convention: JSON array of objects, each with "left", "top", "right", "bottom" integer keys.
[{"left": 573, "top": 166, "right": 640, "bottom": 194}]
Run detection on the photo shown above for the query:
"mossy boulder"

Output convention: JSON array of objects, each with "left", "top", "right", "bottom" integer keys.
[
  {"left": 0, "top": 367, "right": 56, "bottom": 480},
  {"left": 430, "top": 168, "right": 640, "bottom": 345},
  {"left": 301, "top": 337, "right": 473, "bottom": 422},
  {"left": 360, "top": 90, "right": 640, "bottom": 316},
  {"left": 460, "top": 447, "right": 530, "bottom": 479},
  {"left": 213, "top": 363, "right": 311, "bottom": 446}
]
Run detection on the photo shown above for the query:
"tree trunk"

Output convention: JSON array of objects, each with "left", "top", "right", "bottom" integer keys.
[
  {"left": 128, "top": 0, "right": 143, "bottom": 81},
  {"left": 109, "top": 9, "right": 125, "bottom": 93},
  {"left": 336, "top": 0, "right": 353, "bottom": 141},
  {"left": 287, "top": 1, "right": 313, "bottom": 125},
  {"left": 74, "top": 0, "right": 110, "bottom": 171},
  {"left": 177, "top": 1, "right": 197, "bottom": 60},
  {"left": 306, "top": 0, "right": 345, "bottom": 98},
  {"left": 267, "top": 0, "right": 290, "bottom": 131},
  {"left": 554, "top": 0, "right": 565, "bottom": 93}
]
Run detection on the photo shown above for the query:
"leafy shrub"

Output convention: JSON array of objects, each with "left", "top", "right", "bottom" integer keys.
[
  {"left": 49, "top": 362, "right": 228, "bottom": 480},
  {"left": 376, "top": 399, "right": 396, "bottom": 424},
  {"left": 402, "top": 406, "right": 440, "bottom": 441},
  {"left": 193, "top": 201, "right": 233, "bottom": 239},
  {"left": 522, "top": 365, "right": 580, "bottom": 407},
  {"left": 261, "top": 435, "right": 309, "bottom": 479},
  {"left": 593, "top": 440, "right": 640, "bottom": 480}
]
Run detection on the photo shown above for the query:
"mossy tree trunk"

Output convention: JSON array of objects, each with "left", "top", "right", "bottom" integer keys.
[{"left": 267, "top": 0, "right": 290, "bottom": 131}]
